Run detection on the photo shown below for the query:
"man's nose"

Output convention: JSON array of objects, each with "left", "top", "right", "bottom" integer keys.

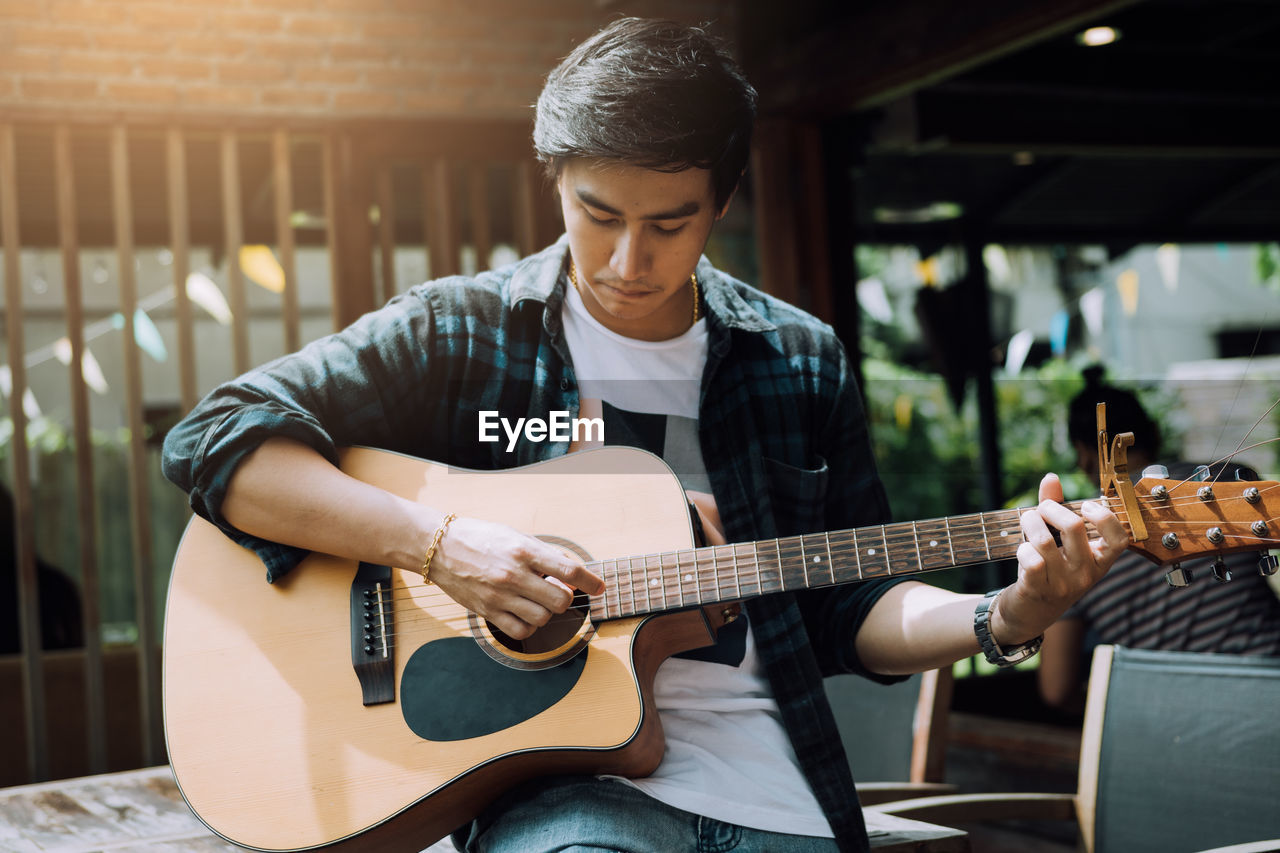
[{"left": 610, "top": 229, "right": 649, "bottom": 281}]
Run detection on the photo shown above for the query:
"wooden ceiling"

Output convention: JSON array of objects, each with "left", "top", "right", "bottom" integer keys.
[{"left": 739, "top": 0, "right": 1280, "bottom": 249}]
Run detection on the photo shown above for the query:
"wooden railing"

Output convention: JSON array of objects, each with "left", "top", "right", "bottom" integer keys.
[{"left": 0, "top": 117, "right": 555, "bottom": 785}]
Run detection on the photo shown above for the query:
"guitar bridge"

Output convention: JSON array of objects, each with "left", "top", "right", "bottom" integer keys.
[{"left": 350, "top": 562, "right": 395, "bottom": 705}]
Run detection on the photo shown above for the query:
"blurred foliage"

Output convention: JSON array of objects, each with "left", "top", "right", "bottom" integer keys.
[
  {"left": 862, "top": 357, "right": 1184, "bottom": 517},
  {"left": 1258, "top": 243, "right": 1280, "bottom": 293}
]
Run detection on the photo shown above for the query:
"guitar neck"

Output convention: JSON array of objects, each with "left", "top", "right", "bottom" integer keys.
[{"left": 587, "top": 502, "right": 1089, "bottom": 621}]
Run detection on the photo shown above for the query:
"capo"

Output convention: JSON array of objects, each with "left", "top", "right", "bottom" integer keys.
[{"left": 1096, "top": 402, "right": 1148, "bottom": 541}]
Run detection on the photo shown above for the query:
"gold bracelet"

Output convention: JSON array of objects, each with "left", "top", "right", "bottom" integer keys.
[{"left": 420, "top": 513, "right": 456, "bottom": 585}]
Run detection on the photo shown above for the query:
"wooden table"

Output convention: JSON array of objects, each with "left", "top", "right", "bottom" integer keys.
[{"left": 0, "top": 766, "right": 969, "bottom": 852}]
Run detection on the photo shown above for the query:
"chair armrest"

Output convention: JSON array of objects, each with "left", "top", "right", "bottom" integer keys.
[
  {"left": 868, "top": 791, "right": 1078, "bottom": 825},
  {"left": 1193, "top": 842, "right": 1280, "bottom": 853},
  {"left": 857, "top": 782, "right": 958, "bottom": 806}
]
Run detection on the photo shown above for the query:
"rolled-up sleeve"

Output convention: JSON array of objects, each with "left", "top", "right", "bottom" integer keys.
[{"left": 161, "top": 290, "right": 437, "bottom": 580}]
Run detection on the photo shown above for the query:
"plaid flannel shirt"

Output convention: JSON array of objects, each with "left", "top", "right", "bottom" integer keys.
[{"left": 163, "top": 235, "right": 909, "bottom": 853}]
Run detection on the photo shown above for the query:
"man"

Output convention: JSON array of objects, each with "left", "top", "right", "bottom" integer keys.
[
  {"left": 1037, "top": 371, "right": 1280, "bottom": 713},
  {"left": 162, "top": 18, "right": 1126, "bottom": 853}
]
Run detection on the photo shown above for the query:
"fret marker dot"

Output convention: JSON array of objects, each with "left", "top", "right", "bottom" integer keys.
[
  {"left": 649, "top": 579, "right": 659, "bottom": 587},
  {"left": 683, "top": 574, "right": 693, "bottom": 582},
  {"left": 929, "top": 540, "right": 938, "bottom": 547},
  {"left": 812, "top": 556, "right": 821, "bottom": 564},
  {"left": 1000, "top": 530, "right": 1009, "bottom": 537},
  {"left": 868, "top": 548, "right": 877, "bottom": 555}
]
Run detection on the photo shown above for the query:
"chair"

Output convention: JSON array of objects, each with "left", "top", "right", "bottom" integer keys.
[
  {"left": 871, "top": 646, "right": 1280, "bottom": 853},
  {"left": 826, "top": 666, "right": 956, "bottom": 805}
]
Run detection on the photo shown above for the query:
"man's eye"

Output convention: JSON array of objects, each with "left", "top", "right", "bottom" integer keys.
[
  {"left": 585, "top": 210, "right": 617, "bottom": 226},
  {"left": 653, "top": 224, "right": 686, "bottom": 236}
]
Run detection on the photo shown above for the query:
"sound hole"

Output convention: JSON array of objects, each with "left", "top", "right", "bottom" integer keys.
[{"left": 486, "top": 590, "right": 591, "bottom": 655}]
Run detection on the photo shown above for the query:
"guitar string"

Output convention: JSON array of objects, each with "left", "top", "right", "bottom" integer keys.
[
  {"left": 373, "top": 489, "right": 1280, "bottom": 612},
  {"left": 377, "top": 523, "right": 1280, "bottom": 630},
  {"left": 365, "top": 477, "right": 1280, "bottom": 627}
]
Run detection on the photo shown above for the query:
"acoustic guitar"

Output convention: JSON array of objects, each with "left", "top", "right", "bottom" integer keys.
[{"left": 163, "top": 438, "right": 1278, "bottom": 852}]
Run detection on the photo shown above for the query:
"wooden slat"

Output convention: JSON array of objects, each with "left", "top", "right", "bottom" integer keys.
[
  {"left": 469, "top": 163, "right": 492, "bottom": 270},
  {"left": 109, "top": 125, "right": 161, "bottom": 766},
  {"left": 167, "top": 127, "right": 197, "bottom": 413},
  {"left": 1, "top": 122, "right": 50, "bottom": 782},
  {"left": 376, "top": 165, "right": 396, "bottom": 301},
  {"left": 425, "top": 158, "right": 457, "bottom": 277},
  {"left": 273, "top": 129, "right": 300, "bottom": 354},
  {"left": 1077, "top": 644, "right": 1115, "bottom": 853},
  {"left": 322, "top": 133, "right": 341, "bottom": 333},
  {"left": 331, "top": 131, "right": 377, "bottom": 328},
  {"left": 514, "top": 160, "right": 539, "bottom": 258},
  {"left": 220, "top": 131, "right": 249, "bottom": 375},
  {"left": 54, "top": 124, "right": 107, "bottom": 775}
]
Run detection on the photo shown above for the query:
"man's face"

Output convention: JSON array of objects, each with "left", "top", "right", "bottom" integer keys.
[{"left": 557, "top": 159, "right": 726, "bottom": 342}]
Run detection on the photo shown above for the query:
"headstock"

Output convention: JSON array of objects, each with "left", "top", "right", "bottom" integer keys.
[
  {"left": 1095, "top": 402, "right": 1279, "bottom": 586},
  {"left": 1125, "top": 474, "right": 1280, "bottom": 570}
]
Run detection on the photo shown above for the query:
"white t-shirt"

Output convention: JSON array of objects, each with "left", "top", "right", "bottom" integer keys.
[{"left": 561, "top": 282, "right": 834, "bottom": 837}]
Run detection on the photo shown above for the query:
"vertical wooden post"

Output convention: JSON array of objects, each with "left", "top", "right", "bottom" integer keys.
[
  {"left": 110, "top": 125, "right": 161, "bottom": 766},
  {"left": 221, "top": 131, "right": 249, "bottom": 374},
  {"left": 376, "top": 166, "right": 396, "bottom": 302},
  {"left": 273, "top": 130, "right": 300, "bottom": 354},
  {"left": 55, "top": 124, "right": 107, "bottom": 774},
  {"left": 469, "top": 164, "right": 492, "bottom": 270},
  {"left": 514, "top": 161, "right": 539, "bottom": 259},
  {"left": 167, "top": 128, "right": 197, "bottom": 412},
  {"left": 2, "top": 122, "right": 50, "bottom": 782},
  {"left": 425, "top": 159, "right": 457, "bottom": 278}
]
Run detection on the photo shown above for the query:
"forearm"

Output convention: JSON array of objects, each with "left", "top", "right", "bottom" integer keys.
[
  {"left": 854, "top": 581, "right": 985, "bottom": 675},
  {"left": 223, "top": 437, "right": 440, "bottom": 572}
]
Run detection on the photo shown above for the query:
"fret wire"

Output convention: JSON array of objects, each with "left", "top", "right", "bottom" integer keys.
[
  {"left": 852, "top": 528, "right": 863, "bottom": 579},
  {"left": 628, "top": 554, "right": 638, "bottom": 617},
  {"left": 774, "top": 538, "right": 786, "bottom": 592},
  {"left": 606, "top": 555, "right": 616, "bottom": 614},
  {"left": 731, "top": 544, "right": 741, "bottom": 600},
  {"left": 980, "top": 512, "right": 992, "bottom": 560},
  {"left": 643, "top": 552, "right": 653, "bottom": 613},
  {"left": 943, "top": 516, "right": 956, "bottom": 564},
  {"left": 824, "top": 530, "right": 835, "bottom": 585},
  {"left": 881, "top": 525, "right": 891, "bottom": 574},
  {"left": 799, "top": 535, "right": 810, "bottom": 587},
  {"left": 754, "top": 541, "right": 764, "bottom": 595},
  {"left": 911, "top": 521, "right": 922, "bottom": 573}
]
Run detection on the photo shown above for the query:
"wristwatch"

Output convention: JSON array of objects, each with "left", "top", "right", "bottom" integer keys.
[{"left": 974, "top": 589, "right": 1043, "bottom": 668}]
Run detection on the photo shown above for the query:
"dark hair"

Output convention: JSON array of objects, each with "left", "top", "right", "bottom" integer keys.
[
  {"left": 1068, "top": 365, "right": 1161, "bottom": 456},
  {"left": 533, "top": 17, "right": 758, "bottom": 210}
]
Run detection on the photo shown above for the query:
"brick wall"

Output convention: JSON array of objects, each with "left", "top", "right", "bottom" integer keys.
[{"left": 0, "top": 0, "right": 737, "bottom": 122}]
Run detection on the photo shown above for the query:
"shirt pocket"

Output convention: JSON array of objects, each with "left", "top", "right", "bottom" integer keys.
[{"left": 762, "top": 455, "right": 829, "bottom": 535}]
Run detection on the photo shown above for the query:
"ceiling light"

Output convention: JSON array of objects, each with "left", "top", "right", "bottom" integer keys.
[{"left": 1076, "top": 26, "right": 1120, "bottom": 47}]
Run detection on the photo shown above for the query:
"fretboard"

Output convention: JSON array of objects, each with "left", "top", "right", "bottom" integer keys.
[{"left": 586, "top": 504, "right": 1058, "bottom": 622}]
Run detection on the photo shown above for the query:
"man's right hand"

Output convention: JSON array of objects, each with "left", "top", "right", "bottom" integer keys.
[{"left": 431, "top": 517, "right": 605, "bottom": 640}]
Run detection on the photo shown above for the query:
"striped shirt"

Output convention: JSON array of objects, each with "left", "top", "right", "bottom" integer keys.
[
  {"left": 1066, "top": 549, "right": 1280, "bottom": 654},
  {"left": 162, "top": 235, "right": 909, "bottom": 853}
]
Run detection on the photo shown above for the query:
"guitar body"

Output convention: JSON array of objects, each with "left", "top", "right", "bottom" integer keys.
[{"left": 163, "top": 446, "right": 713, "bottom": 852}]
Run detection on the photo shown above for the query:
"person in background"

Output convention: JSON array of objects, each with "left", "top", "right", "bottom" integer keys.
[
  {"left": 1037, "top": 367, "right": 1280, "bottom": 712},
  {"left": 1, "top": 481, "right": 83, "bottom": 654}
]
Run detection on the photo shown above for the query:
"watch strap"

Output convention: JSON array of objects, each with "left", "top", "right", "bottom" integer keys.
[{"left": 974, "top": 589, "right": 1043, "bottom": 668}]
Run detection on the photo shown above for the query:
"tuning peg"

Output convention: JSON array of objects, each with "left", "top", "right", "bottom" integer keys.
[
  {"left": 1188, "top": 465, "right": 1212, "bottom": 483},
  {"left": 1165, "top": 564, "right": 1194, "bottom": 587},
  {"left": 1141, "top": 464, "right": 1170, "bottom": 479},
  {"left": 1259, "top": 553, "right": 1279, "bottom": 577},
  {"left": 1211, "top": 557, "right": 1232, "bottom": 583}
]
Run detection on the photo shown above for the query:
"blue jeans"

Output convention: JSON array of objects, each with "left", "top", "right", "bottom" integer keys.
[{"left": 459, "top": 775, "right": 843, "bottom": 853}]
